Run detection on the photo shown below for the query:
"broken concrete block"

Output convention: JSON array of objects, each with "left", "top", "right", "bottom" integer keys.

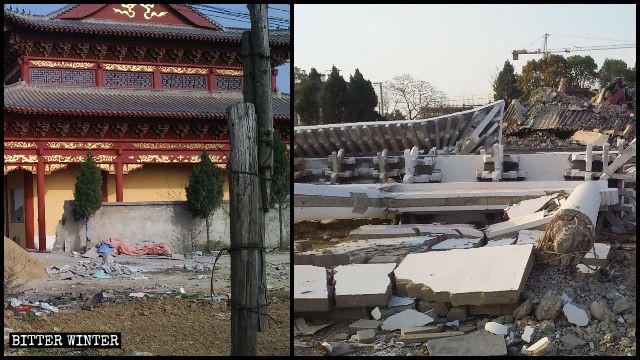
[
  {"left": 484, "top": 322, "right": 508, "bottom": 335},
  {"left": 522, "top": 325, "right": 534, "bottom": 343},
  {"left": 381, "top": 309, "right": 434, "bottom": 331},
  {"left": 388, "top": 296, "right": 414, "bottom": 308},
  {"left": 424, "top": 309, "right": 438, "bottom": 321},
  {"left": 379, "top": 303, "right": 415, "bottom": 317},
  {"left": 171, "top": 253, "right": 185, "bottom": 260},
  {"left": 399, "top": 331, "right": 464, "bottom": 343},
  {"left": 357, "top": 329, "right": 376, "bottom": 344},
  {"left": 334, "top": 263, "right": 396, "bottom": 308},
  {"left": 430, "top": 237, "right": 482, "bottom": 250},
  {"left": 447, "top": 306, "right": 468, "bottom": 321},
  {"left": 416, "top": 300, "right": 450, "bottom": 317},
  {"left": 582, "top": 243, "right": 611, "bottom": 267},
  {"left": 294, "top": 265, "right": 329, "bottom": 313},
  {"left": 81, "top": 247, "right": 99, "bottom": 259},
  {"left": 485, "top": 211, "right": 552, "bottom": 239},
  {"left": 426, "top": 330, "right": 507, "bottom": 356},
  {"left": 401, "top": 324, "right": 444, "bottom": 335},
  {"left": 394, "top": 244, "right": 534, "bottom": 306},
  {"left": 516, "top": 229, "right": 543, "bottom": 245},
  {"left": 590, "top": 301, "right": 614, "bottom": 321},
  {"left": 612, "top": 297, "right": 630, "bottom": 314},
  {"left": 505, "top": 194, "right": 558, "bottom": 220},
  {"left": 103, "top": 255, "right": 115, "bottom": 266},
  {"left": 526, "top": 337, "right": 551, "bottom": 356},
  {"left": 513, "top": 299, "right": 534, "bottom": 319},
  {"left": 349, "top": 319, "right": 380, "bottom": 330},
  {"left": 535, "top": 290, "right": 562, "bottom": 320},
  {"left": 349, "top": 224, "right": 419, "bottom": 239},
  {"left": 563, "top": 303, "right": 589, "bottom": 326},
  {"left": 485, "top": 237, "right": 517, "bottom": 247},
  {"left": 371, "top": 307, "right": 381, "bottom": 320},
  {"left": 468, "top": 302, "right": 517, "bottom": 316},
  {"left": 367, "top": 255, "right": 401, "bottom": 264}
]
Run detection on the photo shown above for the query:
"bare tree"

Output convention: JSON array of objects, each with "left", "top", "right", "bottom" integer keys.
[{"left": 383, "top": 74, "right": 446, "bottom": 120}]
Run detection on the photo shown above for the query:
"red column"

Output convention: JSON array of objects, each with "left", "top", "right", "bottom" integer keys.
[
  {"left": 20, "top": 57, "right": 29, "bottom": 83},
  {"left": 153, "top": 67, "right": 161, "bottom": 90},
  {"left": 36, "top": 158, "right": 46, "bottom": 252},
  {"left": 271, "top": 68, "right": 278, "bottom": 92},
  {"left": 96, "top": 62, "right": 104, "bottom": 87},
  {"left": 208, "top": 70, "right": 215, "bottom": 91},
  {"left": 4, "top": 178, "right": 8, "bottom": 238},
  {"left": 24, "top": 171, "right": 35, "bottom": 249},
  {"left": 101, "top": 171, "right": 108, "bottom": 202},
  {"left": 115, "top": 162, "right": 123, "bottom": 202}
]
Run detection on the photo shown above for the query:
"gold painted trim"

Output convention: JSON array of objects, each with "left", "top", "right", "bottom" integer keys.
[
  {"left": 4, "top": 141, "right": 37, "bottom": 148},
  {"left": 96, "top": 164, "right": 115, "bottom": 174},
  {"left": 30, "top": 60, "right": 94, "bottom": 69},
  {"left": 215, "top": 69, "right": 243, "bottom": 76},
  {"left": 131, "top": 143, "right": 225, "bottom": 150},
  {"left": 4, "top": 154, "right": 38, "bottom": 163},
  {"left": 46, "top": 141, "right": 113, "bottom": 149},
  {"left": 103, "top": 63, "right": 154, "bottom": 72},
  {"left": 160, "top": 66, "right": 208, "bottom": 75},
  {"left": 44, "top": 163, "right": 68, "bottom": 174},
  {"left": 4, "top": 165, "right": 37, "bottom": 174},
  {"left": 123, "top": 164, "right": 144, "bottom": 173}
]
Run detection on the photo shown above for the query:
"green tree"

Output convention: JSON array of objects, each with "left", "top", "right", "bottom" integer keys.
[
  {"left": 598, "top": 59, "right": 630, "bottom": 89},
  {"left": 185, "top": 151, "right": 224, "bottom": 253},
  {"left": 346, "top": 68, "right": 378, "bottom": 122},
  {"left": 565, "top": 55, "right": 598, "bottom": 88},
  {"left": 493, "top": 60, "right": 522, "bottom": 103},
  {"left": 516, "top": 55, "right": 568, "bottom": 100},
  {"left": 294, "top": 66, "right": 308, "bottom": 84},
  {"left": 72, "top": 151, "right": 103, "bottom": 246},
  {"left": 270, "top": 132, "right": 290, "bottom": 250},
  {"left": 322, "top": 65, "right": 349, "bottom": 124},
  {"left": 626, "top": 63, "right": 636, "bottom": 89},
  {"left": 295, "top": 68, "right": 323, "bottom": 125}
]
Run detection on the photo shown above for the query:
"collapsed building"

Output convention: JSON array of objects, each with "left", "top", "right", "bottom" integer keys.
[{"left": 293, "top": 98, "right": 636, "bottom": 356}]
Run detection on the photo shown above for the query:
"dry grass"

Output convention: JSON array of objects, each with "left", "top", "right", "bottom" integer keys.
[{"left": 3, "top": 251, "right": 30, "bottom": 298}]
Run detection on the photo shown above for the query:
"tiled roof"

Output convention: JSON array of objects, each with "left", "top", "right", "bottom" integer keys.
[
  {"left": 4, "top": 82, "right": 290, "bottom": 120},
  {"left": 4, "top": 7, "right": 289, "bottom": 45}
]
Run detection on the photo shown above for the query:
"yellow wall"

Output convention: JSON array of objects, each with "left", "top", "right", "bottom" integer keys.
[
  {"left": 36, "top": 164, "right": 80, "bottom": 238},
  {"left": 7, "top": 164, "right": 230, "bottom": 243},
  {"left": 122, "top": 164, "right": 229, "bottom": 202},
  {"left": 5, "top": 170, "right": 26, "bottom": 248}
]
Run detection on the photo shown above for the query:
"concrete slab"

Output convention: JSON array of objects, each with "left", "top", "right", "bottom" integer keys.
[
  {"left": 516, "top": 230, "right": 543, "bottom": 245},
  {"left": 399, "top": 331, "right": 464, "bottom": 343},
  {"left": 426, "top": 330, "right": 507, "bottom": 356},
  {"left": 350, "top": 225, "right": 419, "bottom": 239},
  {"left": 381, "top": 309, "right": 434, "bottom": 331},
  {"left": 334, "top": 263, "right": 396, "bottom": 308},
  {"left": 485, "top": 237, "right": 517, "bottom": 247},
  {"left": 349, "top": 319, "right": 380, "bottom": 330},
  {"left": 401, "top": 324, "right": 444, "bottom": 336},
  {"left": 485, "top": 211, "right": 553, "bottom": 239},
  {"left": 571, "top": 130, "right": 609, "bottom": 147},
  {"left": 430, "top": 237, "right": 482, "bottom": 250},
  {"left": 294, "top": 265, "right": 329, "bottom": 313},
  {"left": 505, "top": 194, "right": 558, "bottom": 220},
  {"left": 468, "top": 303, "right": 518, "bottom": 315},
  {"left": 582, "top": 243, "right": 611, "bottom": 267},
  {"left": 368, "top": 255, "right": 401, "bottom": 264},
  {"left": 394, "top": 244, "right": 534, "bottom": 306}
]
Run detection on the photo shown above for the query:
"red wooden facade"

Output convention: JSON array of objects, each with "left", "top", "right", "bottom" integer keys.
[{"left": 4, "top": 4, "right": 290, "bottom": 251}]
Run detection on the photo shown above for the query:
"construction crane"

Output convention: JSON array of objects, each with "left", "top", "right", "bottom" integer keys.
[{"left": 512, "top": 33, "right": 636, "bottom": 60}]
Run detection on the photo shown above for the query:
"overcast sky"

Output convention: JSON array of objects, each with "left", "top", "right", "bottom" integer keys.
[
  {"left": 6, "top": 4, "right": 290, "bottom": 93},
  {"left": 294, "top": 4, "right": 636, "bottom": 103}
]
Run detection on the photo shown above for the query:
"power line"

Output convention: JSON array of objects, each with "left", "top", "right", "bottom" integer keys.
[
  {"left": 268, "top": 6, "right": 290, "bottom": 13},
  {"left": 550, "top": 33, "right": 633, "bottom": 43},
  {"left": 192, "top": 4, "right": 289, "bottom": 26}
]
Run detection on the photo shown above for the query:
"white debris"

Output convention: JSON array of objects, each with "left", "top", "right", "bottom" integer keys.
[
  {"left": 129, "top": 292, "right": 146, "bottom": 298},
  {"left": 321, "top": 341, "right": 333, "bottom": 353},
  {"left": 445, "top": 320, "right": 459, "bottom": 327},
  {"left": 430, "top": 237, "right": 481, "bottom": 250},
  {"left": 387, "top": 296, "right": 414, "bottom": 308},
  {"left": 560, "top": 293, "right": 572, "bottom": 304},
  {"left": 371, "top": 307, "right": 381, "bottom": 320},
  {"left": 381, "top": 309, "right": 434, "bottom": 331},
  {"left": 522, "top": 326, "right": 534, "bottom": 343},
  {"left": 484, "top": 321, "right": 508, "bottom": 335},
  {"left": 179, "top": 288, "right": 186, "bottom": 294},
  {"left": 39, "top": 302, "right": 59, "bottom": 313},
  {"left": 563, "top": 303, "right": 589, "bottom": 326},
  {"left": 617, "top": 316, "right": 625, "bottom": 324},
  {"left": 130, "top": 275, "right": 150, "bottom": 280},
  {"left": 9, "top": 298, "right": 22, "bottom": 307}
]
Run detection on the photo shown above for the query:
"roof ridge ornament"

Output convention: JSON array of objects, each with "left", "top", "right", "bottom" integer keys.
[{"left": 112, "top": 4, "right": 168, "bottom": 20}]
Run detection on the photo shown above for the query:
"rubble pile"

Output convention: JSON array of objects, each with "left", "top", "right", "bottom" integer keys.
[
  {"left": 4, "top": 236, "right": 50, "bottom": 280},
  {"left": 503, "top": 78, "right": 636, "bottom": 141}
]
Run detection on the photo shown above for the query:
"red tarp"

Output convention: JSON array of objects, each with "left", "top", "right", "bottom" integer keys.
[{"left": 105, "top": 238, "right": 172, "bottom": 256}]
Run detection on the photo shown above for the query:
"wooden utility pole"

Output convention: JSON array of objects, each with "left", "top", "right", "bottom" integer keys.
[{"left": 227, "top": 103, "right": 263, "bottom": 356}]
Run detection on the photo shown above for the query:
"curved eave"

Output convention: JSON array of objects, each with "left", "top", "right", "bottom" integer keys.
[
  {"left": 4, "top": 14, "right": 290, "bottom": 46},
  {"left": 4, "top": 106, "right": 291, "bottom": 121}
]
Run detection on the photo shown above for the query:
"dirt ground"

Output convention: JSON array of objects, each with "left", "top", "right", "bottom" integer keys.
[
  {"left": 4, "top": 250, "right": 290, "bottom": 356},
  {"left": 5, "top": 290, "right": 290, "bottom": 356}
]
